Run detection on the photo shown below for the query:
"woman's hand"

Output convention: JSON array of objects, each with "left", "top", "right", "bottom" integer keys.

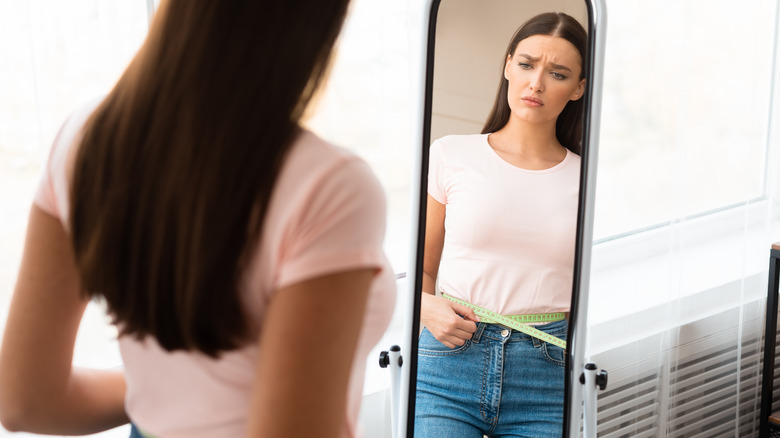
[{"left": 420, "top": 293, "right": 479, "bottom": 348}]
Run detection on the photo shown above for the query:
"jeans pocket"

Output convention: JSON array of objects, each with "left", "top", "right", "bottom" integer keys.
[
  {"left": 418, "top": 327, "right": 472, "bottom": 356},
  {"left": 541, "top": 342, "right": 566, "bottom": 367}
]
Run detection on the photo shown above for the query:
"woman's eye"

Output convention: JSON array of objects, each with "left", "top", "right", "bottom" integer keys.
[
  {"left": 551, "top": 71, "right": 567, "bottom": 80},
  {"left": 518, "top": 62, "right": 533, "bottom": 70}
]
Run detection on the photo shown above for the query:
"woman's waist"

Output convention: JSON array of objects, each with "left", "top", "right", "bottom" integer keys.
[
  {"left": 441, "top": 293, "right": 569, "bottom": 348},
  {"left": 438, "top": 288, "right": 570, "bottom": 316}
]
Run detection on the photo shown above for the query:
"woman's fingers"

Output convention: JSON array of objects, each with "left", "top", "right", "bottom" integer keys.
[
  {"left": 437, "top": 326, "right": 478, "bottom": 348},
  {"left": 420, "top": 294, "right": 479, "bottom": 348},
  {"left": 450, "top": 302, "right": 480, "bottom": 323},
  {"left": 428, "top": 319, "right": 475, "bottom": 346}
]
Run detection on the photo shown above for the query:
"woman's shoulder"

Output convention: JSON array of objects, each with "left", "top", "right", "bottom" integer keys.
[
  {"left": 34, "top": 97, "right": 105, "bottom": 221},
  {"left": 432, "top": 133, "right": 487, "bottom": 149},
  {"left": 50, "top": 97, "right": 105, "bottom": 163},
  {"left": 285, "top": 130, "right": 376, "bottom": 181},
  {"left": 279, "top": 129, "right": 383, "bottom": 201},
  {"left": 430, "top": 133, "right": 488, "bottom": 161},
  {"left": 562, "top": 148, "right": 581, "bottom": 170},
  {"left": 290, "top": 129, "right": 354, "bottom": 161}
]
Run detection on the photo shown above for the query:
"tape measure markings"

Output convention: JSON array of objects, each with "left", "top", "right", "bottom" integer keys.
[{"left": 442, "top": 294, "right": 567, "bottom": 349}]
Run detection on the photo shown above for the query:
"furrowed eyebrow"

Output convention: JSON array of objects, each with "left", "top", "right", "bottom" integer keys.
[
  {"left": 517, "top": 53, "right": 573, "bottom": 72},
  {"left": 518, "top": 53, "right": 539, "bottom": 62},
  {"left": 550, "top": 62, "right": 572, "bottom": 72}
]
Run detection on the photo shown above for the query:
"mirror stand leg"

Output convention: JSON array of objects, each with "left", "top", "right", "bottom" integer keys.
[
  {"left": 581, "top": 363, "right": 608, "bottom": 438},
  {"left": 379, "top": 346, "right": 403, "bottom": 438}
]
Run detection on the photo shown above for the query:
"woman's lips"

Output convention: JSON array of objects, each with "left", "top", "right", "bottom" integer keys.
[{"left": 521, "top": 96, "right": 544, "bottom": 107}]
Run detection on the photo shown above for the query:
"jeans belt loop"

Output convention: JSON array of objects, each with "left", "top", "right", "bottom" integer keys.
[{"left": 471, "top": 322, "right": 487, "bottom": 342}]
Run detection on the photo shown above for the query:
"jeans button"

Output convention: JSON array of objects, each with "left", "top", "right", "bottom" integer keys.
[{"left": 501, "top": 329, "right": 509, "bottom": 337}]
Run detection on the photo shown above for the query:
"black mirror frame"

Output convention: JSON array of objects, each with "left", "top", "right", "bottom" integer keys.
[{"left": 565, "top": 0, "right": 606, "bottom": 435}]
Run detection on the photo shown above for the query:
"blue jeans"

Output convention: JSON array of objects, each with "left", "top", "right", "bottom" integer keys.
[
  {"left": 414, "top": 320, "right": 567, "bottom": 438},
  {"left": 129, "top": 424, "right": 148, "bottom": 438}
]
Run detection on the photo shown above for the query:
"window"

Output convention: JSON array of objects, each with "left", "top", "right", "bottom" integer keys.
[
  {"left": 593, "top": 0, "right": 776, "bottom": 241},
  {"left": 586, "top": 0, "right": 780, "bottom": 353}
]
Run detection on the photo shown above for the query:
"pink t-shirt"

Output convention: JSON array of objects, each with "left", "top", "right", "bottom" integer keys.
[
  {"left": 34, "top": 102, "right": 396, "bottom": 438},
  {"left": 428, "top": 134, "right": 579, "bottom": 315}
]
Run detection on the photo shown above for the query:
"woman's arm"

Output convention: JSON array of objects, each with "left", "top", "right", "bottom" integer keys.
[
  {"left": 420, "top": 195, "right": 477, "bottom": 348},
  {"left": 421, "top": 195, "right": 445, "bottom": 295},
  {"left": 246, "top": 268, "right": 374, "bottom": 437},
  {"left": 0, "top": 206, "right": 128, "bottom": 434}
]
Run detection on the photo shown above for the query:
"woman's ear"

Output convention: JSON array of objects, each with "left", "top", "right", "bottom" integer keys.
[
  {"left": 504, "top": 54, "right": 512, "bottom": 81},
  {"left": 570, "top": 78, "right": 586, "bottom": 101}
]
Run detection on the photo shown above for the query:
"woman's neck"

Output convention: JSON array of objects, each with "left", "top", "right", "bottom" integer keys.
[{"left": 487, "top": 118, "right": 566, "bottom": 170}]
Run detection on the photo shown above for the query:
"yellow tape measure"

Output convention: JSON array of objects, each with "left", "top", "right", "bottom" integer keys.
[{"left": 442, "top": 293, "right": 567, "bottom": 349}]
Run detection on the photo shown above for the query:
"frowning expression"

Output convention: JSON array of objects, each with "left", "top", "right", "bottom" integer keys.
[{"left": 504, "top": 35, "right": 585, "bottom": 126}]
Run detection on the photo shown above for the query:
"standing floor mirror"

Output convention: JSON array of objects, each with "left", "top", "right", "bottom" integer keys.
[{"left": 404, "top": 0, "right": 606, "bottom": 436}]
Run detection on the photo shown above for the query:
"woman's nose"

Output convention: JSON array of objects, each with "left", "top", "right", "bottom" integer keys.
[{"left": 529, "top": 72, "right": 544, "bottom": 93}]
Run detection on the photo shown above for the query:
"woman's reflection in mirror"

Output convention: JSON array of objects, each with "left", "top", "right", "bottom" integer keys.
[{"left": 415, "top": 12, "right": 586, "bottom": 438}]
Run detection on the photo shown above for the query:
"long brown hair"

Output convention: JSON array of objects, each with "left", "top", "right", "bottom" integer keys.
[
  {"left": 70, "top": 0, "right": 351, "bottom": 357},
  {"left": 481, "top": 12, "right": 587, "bottom": 154}
]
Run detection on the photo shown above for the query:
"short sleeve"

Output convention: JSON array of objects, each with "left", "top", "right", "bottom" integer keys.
[
  {"left": 275, "top": 157, "right": 388, "bottom": 289},
  {"left": 427, "top": 139, "right": 447, "bottom": 204}
]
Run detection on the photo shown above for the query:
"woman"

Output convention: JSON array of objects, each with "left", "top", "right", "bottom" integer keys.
[
  {"left": 415, "top": 12, "right": 586, "bottom": 437},
  {"left": 0, "top": 1, "right": 395, "bottom": 437}
]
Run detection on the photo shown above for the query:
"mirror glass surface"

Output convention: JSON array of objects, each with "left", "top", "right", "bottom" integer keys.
[{"left": 410, "top": 0, "right": 591, "bottom": 436}]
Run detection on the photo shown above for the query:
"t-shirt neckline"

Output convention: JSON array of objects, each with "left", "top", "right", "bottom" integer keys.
[{"left": 482, "top": 133, "right": 572, "bottom": 173}]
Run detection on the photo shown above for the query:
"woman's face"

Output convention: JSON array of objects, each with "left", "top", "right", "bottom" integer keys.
[{"left": 504, "top": 34, "right": 585, "bottom": 126}]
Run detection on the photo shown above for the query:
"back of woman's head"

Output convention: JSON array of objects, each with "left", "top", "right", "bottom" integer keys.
[
  {"left": 481, "top": 12, "right": 587, "bottom": 153},
  {"left": 70, "top": 0, "right": 351, "bottom": 357}
]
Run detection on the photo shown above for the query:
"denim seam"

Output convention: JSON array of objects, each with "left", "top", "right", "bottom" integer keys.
[
  {"left": 487, "top": 340, "right": 509, "bottom": 438},
  {"left": 491, "top": 338, "right": 507, "bottom": 435},
  {"left": 480, "top": 336, "right": 490, "bottom": 424}
]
